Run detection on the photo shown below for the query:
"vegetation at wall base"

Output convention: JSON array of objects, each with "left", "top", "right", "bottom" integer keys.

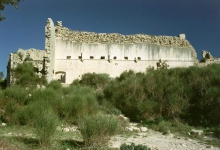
[
  {"left": 1, "top": 63, "right": 220, "bottom": 149},
  {"left": 104, "top": 64, "right": 220, "bottom": 127},
  {"left": 12, "top": 62, "right": 47, "bottom": 88}
]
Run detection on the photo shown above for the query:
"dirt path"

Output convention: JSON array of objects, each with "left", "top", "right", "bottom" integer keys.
[{"left": 108, "top": 129, "right": 220, "bottom": 150}]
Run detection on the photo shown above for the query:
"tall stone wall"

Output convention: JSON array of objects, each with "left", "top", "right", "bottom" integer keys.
[
  {"left": 7, "top": 48, "right": 46, "bottom": 85},
  {"left": 45, "top": 18, "right": 55, "bottom": 82},
  {"left": 54, "top": 40, "right": 195, "bottom": 84},
  {"left": 46, "top": 19, "right": 197, "bottom": 84}
]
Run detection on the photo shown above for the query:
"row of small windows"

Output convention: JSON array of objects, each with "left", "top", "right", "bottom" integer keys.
[{"left": 66, "top": 56, "right": 141, "bottom": 60}]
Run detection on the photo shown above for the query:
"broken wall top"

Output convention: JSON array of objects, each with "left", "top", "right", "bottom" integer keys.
[
  {"left": 17, "top": 48, "right": 46, "bottom": 61},
  {"left": 54, "top": 22, "right": 194, "bottom": 49}
]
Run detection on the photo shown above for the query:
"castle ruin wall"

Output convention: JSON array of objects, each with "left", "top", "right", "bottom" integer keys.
[{"left": 44, "top": 19, "right": 198, "bottom": 84}]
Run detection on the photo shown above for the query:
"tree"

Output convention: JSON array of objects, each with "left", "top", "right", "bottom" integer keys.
[
  {"left": 0, "top": 72, "right": 3, "bottom": 79},
  {"left": 12, "top": 62, "right": 47, "bottom": 87},
  {"left": 0, "top": 0, "right": 22, "bottom": 21}
]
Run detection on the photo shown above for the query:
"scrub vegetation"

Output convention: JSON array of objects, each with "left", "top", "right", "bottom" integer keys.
[{"left": 0, "top": 62, "right": 220, "bottom": 149}]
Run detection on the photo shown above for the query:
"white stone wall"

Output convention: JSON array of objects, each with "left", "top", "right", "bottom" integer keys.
[
  {"left": 54, "top": 38, "right": 195, "bottom": 84},
  {"left": 42, "top": 18, "right": 198, "bottom": 84},
  {"left": 45, "top": 18, "right": 56, "bottom": 82}
]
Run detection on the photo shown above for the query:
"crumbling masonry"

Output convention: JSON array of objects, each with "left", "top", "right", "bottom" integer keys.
[{"left": 7, "top": 18, "right": 201, "bottom": 85}]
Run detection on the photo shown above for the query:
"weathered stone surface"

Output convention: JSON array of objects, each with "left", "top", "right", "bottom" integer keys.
[
  {"left": 191, "top": 129, "right": 203, "bottom": 136},
  {"left": 57, "top": 125, "right": 79, "bottom": 133},
  {"left": 1, "top": 123, "right": 7, "bottom": 126},
  {"left": 198, "top": 50, "right": 220, "bottom": 67},
  {"left": 140, "top": 127, "right": 148, "bottom": 132},
  {"left": 55, "top": 25, "right": 194, "bottom": 49},
  {"left": 7, "top": 18, "right": 200, "bottom": 85},
  {"left": 202, "top": 50, "right": 214, "bottom": 60},
  {"left": 7, "top": 48, "right": 46, "bottom": 85}
]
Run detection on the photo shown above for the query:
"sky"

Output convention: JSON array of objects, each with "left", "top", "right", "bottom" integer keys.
[{"left": 0, "top": 0, "right": 220, "bottom": 76}]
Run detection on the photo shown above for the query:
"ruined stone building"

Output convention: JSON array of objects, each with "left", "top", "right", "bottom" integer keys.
[{"left": 7, "top": 18, "right": 199, "bottom": 85}]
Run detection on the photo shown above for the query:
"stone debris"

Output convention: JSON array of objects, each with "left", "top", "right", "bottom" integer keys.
[
  {"left": 191, "top": 129, "right": 203, "bottom": 136},
  {"left": 1, "top": 123, "right": 6, "bottom": 126},
  {"left": 108, "top": 129, "right": 220, "bottom": 150},
  {"left": 140, "top": 127, "right": 148, "bottom": 132},
  {"left": 57, "top": 125, "right": 79, "bottom": 133},
  {"left": 118, "top": 114, "right": 130, "bottom": 122},
  {"left": 124, "top": 122, "right": 148, "bottom": 132},
  {"left": 55, "top": 25, "right": 194, "bottom": 49}
]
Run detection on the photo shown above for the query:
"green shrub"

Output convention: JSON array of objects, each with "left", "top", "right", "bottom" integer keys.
[
  {"left": 15, "top": 99, "right": 49, "bottom": 126},
  {"left": 78, "top": 113, "right": 119, "bottom": 148},
  {"left": 104, "top": 64, "right": 220, "bottom": 127},
  {"left": 104, "top": 72, "right": 146, "bottom": 121},
  {"left": 72, "top": 73, "right": 111, "bottom": 89},
  {"left": 30, "top": 88, "right": 62, "bottom": 111},
  {"left": 211, "top": 127, "right": 220, "bottom": 138},
  {"left": 46, "top": 80, "right": 62, "bottom": 91},
  {"left": 3, "top": 85, "right": 29, "bottom": 105},
  {"left": 4, "top": 99, "right": 18, "bottom": 124},
  {"left": 12, "top": 62, "right": 47, "bottom": 87},
  {"left": 0, "top": 79, "right": 6, "bottom": 90},
  {"left": 120, "top": 142, "right": 151, "bottom": 150},
  {"left": 15, "top": 88, "right": 62, "bottom": 126},
  {"left": 35, "top": 108, "right": 60, "bottom": 148},
  {"left": 60, "top": 86, "right": 99, "bottom": 123}
]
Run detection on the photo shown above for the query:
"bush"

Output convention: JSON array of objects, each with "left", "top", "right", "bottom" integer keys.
[
  {"left": 46, "top": 80, "right": 62, "bottom": 91},
  {"left": 60, "top": 86, "right": 99, "bottom": 123},
  {"left": 15, "top": 88, "right": 62, "bottom": 126},
  {"left": 103, "top": 64, "right": 220, "bottom": 127},
  {"left": 12, "top": 62, "right": 47, "bottom": 87},
  {"left": 30, "top": 88, "right": 62, "bottom": 112},
  {"left": 104, "top": 71, "right": 146, "bottom": 121},
  {"left": 35, "top": 108, "right": 60, "bottom": 148},
  {"left": 78, "top": 113, "right": 119, "bottom": 148},
  {"left": 120, "top": 142, "right": 151, "bottom": 150},
  {"left": 71, "top": 73, "right": 111, "bottom": 89},
  {"left": 3, "top": 85, "right": 29, "bottom": 106}
]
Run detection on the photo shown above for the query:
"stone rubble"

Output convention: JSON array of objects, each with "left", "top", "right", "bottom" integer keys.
[{"left": 55, "top": 25, "right": 194, "bottom": 49}]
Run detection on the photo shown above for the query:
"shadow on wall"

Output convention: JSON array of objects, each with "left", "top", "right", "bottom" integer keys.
[{"left": 55, "top": 71, "right": 66, "bottom": 83}]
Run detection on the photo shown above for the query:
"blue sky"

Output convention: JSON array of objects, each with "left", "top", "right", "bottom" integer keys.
[{"left": 0, "top": 0, "right": 220, "bottom": 76}]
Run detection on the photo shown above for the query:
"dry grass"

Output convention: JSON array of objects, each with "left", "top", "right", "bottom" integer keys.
[{"left": 0, "top": 138, "right": 25, "bottom": 150}]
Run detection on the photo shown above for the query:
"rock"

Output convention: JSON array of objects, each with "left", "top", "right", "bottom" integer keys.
[
  {"left": 59, "top": 125, "right": 79, "bottom": 132},
  {"left": 131, "top": 126, "right": 140, "bottom": 132},
  {"left": 37, "top": 84, "right": 41, "bottom": 89},
  {"left": 125, "top": 127, "right": 133, "bottom": 131},
  {"left": 140, "top": 127, "right": 148, "bottom": 132},
  {"left": 62, "top": 127, "right": 70, "bottom": 132},
  {"left": 118, "top": 114, "right": 130, "bottom": 122},
  {"left": 188, "top": 139, "right": 192, "bottom": 142},
  {"left": 1, "top": 123, "right": 6, "bottom": 126},
  {"left": 191, "top": 129, "right": 203, "bottom": 136},
  {"left": 69, "top": 126, "right": 78, "bottom": 132}
]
